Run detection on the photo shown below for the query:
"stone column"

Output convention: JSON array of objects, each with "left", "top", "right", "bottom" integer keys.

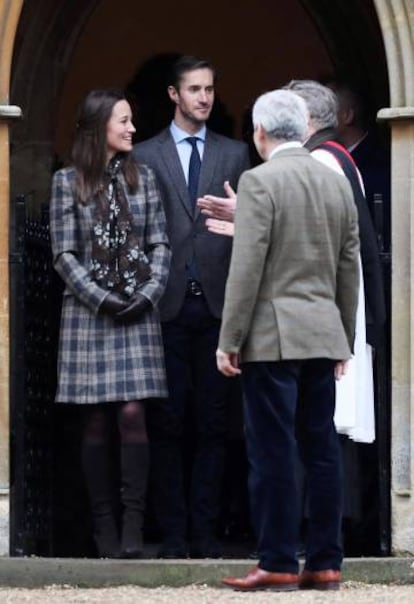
[
  {"left": 378, "top": 107, "right": 414, "bottom": 554},
  {"left": 374, "top": 0, "right": 414, "bottom": 555},
  {"left": 0, "top": 0, "right": 24, "bottom": 556},
  {"left": 0, "top": 105, "right": 22, "bottom": 555}
]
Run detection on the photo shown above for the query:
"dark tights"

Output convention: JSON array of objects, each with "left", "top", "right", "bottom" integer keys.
[
  {"left": 81, "top": 401, "right": 149, "bottom": 557},
  {"left": 83, "top": 401, "right": 148, "bottom": 446}
]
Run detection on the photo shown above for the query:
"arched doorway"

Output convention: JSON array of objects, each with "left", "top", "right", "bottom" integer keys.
[
  {"left": 9, "top": 0, "right": 390, "bottom": 200},
  {"left": 2, "top": 0, "right": 407, "bottom": 556}
]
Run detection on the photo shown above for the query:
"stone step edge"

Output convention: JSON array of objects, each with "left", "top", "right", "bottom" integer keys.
[{"left": 0, "top": 557, "right": 414, "bottom": 588}]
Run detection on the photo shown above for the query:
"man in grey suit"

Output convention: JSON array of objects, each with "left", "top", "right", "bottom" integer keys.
[
  {"left": 218, "top": 90, "right": 359, "bottom": 591},
  {"left": 133, "top": 55, "right": 249, "bottom": 558}
]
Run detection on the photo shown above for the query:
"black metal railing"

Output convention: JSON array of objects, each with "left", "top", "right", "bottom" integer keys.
[{"left": 9, "top": 196, "right": 58, "bottom": 556}]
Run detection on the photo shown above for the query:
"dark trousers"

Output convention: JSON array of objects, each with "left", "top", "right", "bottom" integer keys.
[
  {"left": 148, "top": 294, "right": 230, "bottom": 541},
  {"left": 242, "top": 359, "right": 343, "bottom": 574}
]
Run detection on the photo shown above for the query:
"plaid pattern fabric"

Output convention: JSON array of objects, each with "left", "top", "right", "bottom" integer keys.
[{"left": 49, "top": 164, "right": 171, "bottom": 403}]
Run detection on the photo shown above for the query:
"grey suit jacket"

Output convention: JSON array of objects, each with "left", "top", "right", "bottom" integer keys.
[
  {"left": 133, "top": 128, "right": 250, "bottom": 321},
  {"left": 219, "top": 147, "right": 360, "bottom": 362}
]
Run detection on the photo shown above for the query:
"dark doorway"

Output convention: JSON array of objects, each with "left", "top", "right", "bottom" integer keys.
[{"left": 9, "top": 0, "right": 391, "bottom": 557}]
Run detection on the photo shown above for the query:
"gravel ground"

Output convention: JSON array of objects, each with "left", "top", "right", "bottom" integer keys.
[{"left": 0, "top": 583, "right": 414, "bottom": 603}]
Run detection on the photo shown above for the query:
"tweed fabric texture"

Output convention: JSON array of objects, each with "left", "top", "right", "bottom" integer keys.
[
  {"left": 49, "top": 163, "right": 171, "bottom": 404},
  {"left": 219, "top": 147, "right": 360, "bottom": 362}
]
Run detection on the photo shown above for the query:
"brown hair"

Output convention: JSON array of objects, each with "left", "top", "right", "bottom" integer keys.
[
  {"left": 169, "top": 55, "right": 216, "bottom": 90},
  {"left": 72, "top": 89, "right": 138, "bottom": 203}
]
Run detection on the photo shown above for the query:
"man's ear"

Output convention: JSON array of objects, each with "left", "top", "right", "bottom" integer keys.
[
  {"left": 342, "top": 106, "right": 355, "bottom": 126},
  {"left": 168, "top": 86, "right": 179, "bottom": 104},
  {"left": 256, "top": 124, "right": 266, "bottom": 142}
]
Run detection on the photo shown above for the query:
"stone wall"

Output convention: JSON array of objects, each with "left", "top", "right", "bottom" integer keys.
[{"left": 374, "top": 0, "right": 414, "bottom": 554}]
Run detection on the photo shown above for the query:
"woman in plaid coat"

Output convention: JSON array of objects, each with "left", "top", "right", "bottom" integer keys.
[{"left": 49, "top": 89, "right": 171, "bottom": 559}]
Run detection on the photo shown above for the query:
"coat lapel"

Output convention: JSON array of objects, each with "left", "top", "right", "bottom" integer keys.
[{"left": 158, "top": 130, "right": 193, "bottom": 218}]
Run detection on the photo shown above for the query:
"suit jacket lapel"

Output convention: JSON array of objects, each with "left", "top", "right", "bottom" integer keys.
[
  {"left": 195, "top": 130, "right": 219, "bottom": 220},
  {"left": 158, "top": 130, "right": 193, "bottom": 218}
]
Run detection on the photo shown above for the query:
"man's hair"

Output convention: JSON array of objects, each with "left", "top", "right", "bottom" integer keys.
[
  {"left": 329, "top": 80, "right": 370, "bottom": 130},
  {"left": 284, "top": 79, "right": 338, "bottom": 131},
  {"left": 169, "top": 55, "right": 216, "bottom": 89},
  {"left": 252, "top": 89, "right": 308, "bottom": 142}
]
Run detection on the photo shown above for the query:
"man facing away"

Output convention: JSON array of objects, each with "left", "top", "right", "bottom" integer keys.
[
  {"left": 217, "top": 89, "right": 359, "bottom": 591},
  {"left": 133, "top": 55, "right": 250, "bottom": 558}
]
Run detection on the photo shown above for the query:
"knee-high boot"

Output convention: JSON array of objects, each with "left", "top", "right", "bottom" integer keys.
[
  {"left": 120, "top": 443, "right": 149, "bottom": 558},
  {"left": 81, "top": 442, "right": 120, "bottom": 558}
]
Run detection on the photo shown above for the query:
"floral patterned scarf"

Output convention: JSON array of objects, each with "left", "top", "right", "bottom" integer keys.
[{"left": 90, "top": 156, "right": 150, "bottom": 297}]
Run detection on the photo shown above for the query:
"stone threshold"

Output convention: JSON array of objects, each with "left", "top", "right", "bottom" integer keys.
[{"left": 0, "top": 557, "right": 414, "bottom": 588}]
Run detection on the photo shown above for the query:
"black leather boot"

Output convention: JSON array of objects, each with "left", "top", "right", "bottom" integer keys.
[
  {"left": 82, "top": 443, "right": 120, "bottom": 558},
  {"left": 120, "top": 443, "right": 149, "bottom": 558}
]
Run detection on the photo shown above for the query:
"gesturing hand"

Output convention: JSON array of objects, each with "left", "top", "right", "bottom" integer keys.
[
  {"left": 197, "top": 181, "right": 237, "bottom": 222},
  {"left": 206, "top": 218, "right": 235, "bottom": 237},
  {"left": 100, "top": 292, "right": 129, "bottom": 316},
  {"left": 115, "top": 292, "right": 151, "bottom": 324}
]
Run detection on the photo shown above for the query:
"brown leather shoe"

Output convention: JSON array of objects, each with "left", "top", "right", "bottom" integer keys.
[
  {"left": 222, "top": 565, "right": 298, "bottom": 591},
  {"left": 299, "top": 569, "right": 341, "bottom": 590}
]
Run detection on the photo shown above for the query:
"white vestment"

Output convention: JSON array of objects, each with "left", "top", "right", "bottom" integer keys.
[
  {"left": 312, "top": 148, "right": 375, "bottom": 443},
  {"left": 334, "top": 259, "right": 375, "bottom": 442}
]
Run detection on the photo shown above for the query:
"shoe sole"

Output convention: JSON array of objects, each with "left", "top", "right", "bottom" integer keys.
[
  {"left": 223, "top": 584, "right": 298, "bottom": 592},
  {"left": 300, "top": 582, "right": 340, "bottom": 590}
]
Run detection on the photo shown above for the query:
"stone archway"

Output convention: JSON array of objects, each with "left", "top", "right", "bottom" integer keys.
[
  {"left": 9, "top": 0, "right": 100, "bottom": 203},
  {"left": 0, "top": 0, "right": 24, "bottom": 554},
  {"left": 1, "top": 0, "right": 413, "bottom": 555},
  {"left": 301, "top": 0, "right": 389, "bottom": 107},
  {"left": 374, "top": 0, "right": 414, "bottom": 556}
]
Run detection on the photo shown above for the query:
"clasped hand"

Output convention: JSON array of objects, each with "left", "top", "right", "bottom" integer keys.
[{"left": 100, "top": 292, "right": 151, "bottom": 323}]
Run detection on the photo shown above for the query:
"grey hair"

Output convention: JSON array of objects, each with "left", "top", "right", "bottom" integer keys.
[
  {"left": 252, "top": 89, "right": 309, "bottom": 142},
  {"left": 284, "top": 79, "right": 338, "bottom": 130}
]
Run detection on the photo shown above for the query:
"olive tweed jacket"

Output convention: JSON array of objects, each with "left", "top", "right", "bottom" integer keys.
[{"left": 219, "top": 147, "right": 360, "bottom": 363}]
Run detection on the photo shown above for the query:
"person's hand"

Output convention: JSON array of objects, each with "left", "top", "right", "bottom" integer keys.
[
  {"left": 197, "top": 181, "right": 237, "bottom": 221},
  {"left": 334, "top": 360, "right": 349, "bottom": 380},
  {"left": 216, "top": 348, "right": 241, "bottom": 376},
  {"left": 115, "top": 292, "right": 151, "bottom": 323},
  {"left": 100, "top": 292, "right": 129, "bottom": 316},
  {"left": 206, "top": 219, "right": 235, "bottom": 237}
]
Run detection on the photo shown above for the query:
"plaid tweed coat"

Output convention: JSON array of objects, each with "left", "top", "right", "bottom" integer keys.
[{"left": 49, "top": 163, "right": 171, "bottom": 404}]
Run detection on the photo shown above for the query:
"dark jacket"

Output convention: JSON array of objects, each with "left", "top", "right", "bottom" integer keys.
[
  {"left": 133, "top": 128, "right": 250, "bottom": 322},
  {"left": 306, "top": 129, "right": 386, "bottom": 347}
]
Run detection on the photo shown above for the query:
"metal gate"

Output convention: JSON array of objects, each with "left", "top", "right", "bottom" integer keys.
[
  {"left": 9, "top": 196, "right": 57, "bottom": 556},
  {"left": 9, "top": 195, "right": 95, "bottom": 557},
  {"left": 376, "top": 248, "right": 391, "bottom": 556}
]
